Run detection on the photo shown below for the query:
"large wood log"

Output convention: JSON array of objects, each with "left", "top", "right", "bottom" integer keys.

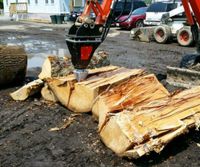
[
  {"left": 46, "top": 66, "right": 119, "bottom": 108},
  {"left": 100, "top": 86, "right": 200, "bottom": 157},
  {"left": 38, "top": 51, "right": 110, "bottom": 79},
  {"left": 0, "top": 45, "right": 27, "bottom": 85},
  {"left": 68, "top": 68, "right": 144, "bottom": 113},
  {"left": 45, "top": 66, "right": 144, "bottom": 112},
  {"left": 92, "top": 74, "right": 170, "bottom": 131},
  {"left": 10, "top": 79, "right": 43, "bottom": 101}
]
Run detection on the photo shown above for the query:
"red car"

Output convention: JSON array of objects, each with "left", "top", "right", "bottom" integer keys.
[{"left": 116, "top": 7, "right": 147, "bottom": 30}]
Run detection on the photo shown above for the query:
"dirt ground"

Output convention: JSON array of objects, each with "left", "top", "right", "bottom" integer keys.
[{"left": 0, "top": 19, "right": 200, "bottom": 167}]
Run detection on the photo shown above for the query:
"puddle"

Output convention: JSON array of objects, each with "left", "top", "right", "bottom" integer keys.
[
  {"left": 28, "top": 48, "right": 70, "bottom": 68},
  {"left": 40, "top": 28, "right": 53, "bottom": 31},
  {"left": 28, "top": 53, "right": 47, "bottom": 68},
  {"left": 1, "top": 36, "right": 70, "bottom": 68},
  {"left": 7, "top": 36, "right": 17, "bottom": 40},
  {"left": 0, "top": 25, "right": 25, "bottom": 30}
]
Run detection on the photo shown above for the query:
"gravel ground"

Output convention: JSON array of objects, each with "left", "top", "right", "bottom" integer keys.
[{"left": 0, "top": 19, "right": 200, "bottom": 167}]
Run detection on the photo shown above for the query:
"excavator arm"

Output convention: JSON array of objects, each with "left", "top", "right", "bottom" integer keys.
[
  {"left": 66, "top": 0, "right": 136, "bottom": 81},
  {"left": 66, "top": 0, "right": 115, "bottom": 81},
  {"left": 182, "top": 0, "right": 200, "bottom": 51},
  {"left": 67, "top": 0, "right": 200, "bottom": 81},
  {"left": 182, "top": 0, "right": 200, "bottom": 26}
]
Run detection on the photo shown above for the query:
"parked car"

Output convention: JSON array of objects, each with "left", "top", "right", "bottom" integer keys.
[
  {"left": 144, "top": 2, "right": 178, "bottom": 26},
  {"left": 69, "top": 7, "right": 84, "bottom": 22},
  {"left": 114, "top": 0, "right": 147, "bottom": 18},
  {"left": 116, "top": 7, "right": 147, "bottom": 29}
]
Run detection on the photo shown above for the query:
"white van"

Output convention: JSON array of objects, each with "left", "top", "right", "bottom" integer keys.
[{"left": 144, "top": 2, "right": 178, "bottom": 26}]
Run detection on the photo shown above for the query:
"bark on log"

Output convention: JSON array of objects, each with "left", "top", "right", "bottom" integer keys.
[
  {"left": 39, "top": 51, "right": 110, "bottom": 80},
  {"left": 92, "top": 74, "right": 170, "bottom": 131},
  {"left": 41, "top": 84, "right": 58, "bottom": 102},
  {"left": 0, "top": 45, "right": 27, "bottom": 85},
  {"left": 10, "top": 79, "right": 43, "bottom": 101},
  {"left": 38, "top": 56, "right": 73, "bottom": 79},
  {"left": 100, "top": 86, "right": 200, "bottom": 157}
]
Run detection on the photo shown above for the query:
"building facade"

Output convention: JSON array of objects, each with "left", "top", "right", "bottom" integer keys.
[{"left": 3, "top": 0, "right": 84, "bottom": 21}]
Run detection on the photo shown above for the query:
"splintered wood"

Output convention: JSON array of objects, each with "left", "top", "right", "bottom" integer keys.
[
  {"left": 39, "top": 52, "right": 110, "bottom": 79},
  {"left": 10, "top": 55, "right": 200, "bottom": 159},
  {"left": 100, "top": 86, "right": 200, "bottom": 158},
  {"left": 10, "top": 79, "right": 43, "bottom": 101},
  {"left": 45, "top": 66, "right": 144, "bottom": 112},
  {"left": 92, "top": 74, "right": 170, "bottom": 130}
]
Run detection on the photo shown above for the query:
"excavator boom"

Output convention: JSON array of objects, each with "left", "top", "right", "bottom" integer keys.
[
  {"left": 66, "top": 0, "right": 115, "bottom": 81},
  {"left": 67, "top": 0, "right": 200, "bottom": 82}
]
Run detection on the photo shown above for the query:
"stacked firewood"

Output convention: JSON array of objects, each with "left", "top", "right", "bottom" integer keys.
[{"left": 10, "top": 54, "right": 200, "bottom": 159}]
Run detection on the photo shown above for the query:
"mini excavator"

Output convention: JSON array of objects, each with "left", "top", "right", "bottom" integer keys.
[{"left": 66, "top": 0, "right": 200, "bottom": 82}]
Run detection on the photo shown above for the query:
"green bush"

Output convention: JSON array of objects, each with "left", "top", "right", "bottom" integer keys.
[
  {"left": 144, "top": 0, "right": 152, "bottom": 5},
  {"left": 0, "top": 0, "right": 3, "bottom": 9}
]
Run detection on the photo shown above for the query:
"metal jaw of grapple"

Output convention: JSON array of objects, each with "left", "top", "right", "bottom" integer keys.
[{"left": 66, "top": 24, "right": 103, "bottom": 81}]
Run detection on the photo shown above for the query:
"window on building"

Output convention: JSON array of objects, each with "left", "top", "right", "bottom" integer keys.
[
  {"left": 35, "top": 0, "right": 38, "bottom": 4},
  {"left": 45, "top": 0, "right": 49, "bottom": 4},
  {"left": 28, "top": 0, "right": 30, "bottom": 4},
  {"left": 6, "top": 0, "right": 8, "bottom": 5},
  {"left": 51, "top": 0, "right": 54, "bottom": 4}
]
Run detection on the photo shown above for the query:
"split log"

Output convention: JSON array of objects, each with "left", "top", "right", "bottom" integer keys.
[
  {"left": 100, "top": 86, "right": 200, "bottom": 157},
  {"left": 45, "top": 66, "right": 144, "bottom": 112},
  {"left": 41, "top": 84, "right": 58, "bottom": 102},
  {"left": 46, "top": 66, "right": 119, "bottom": 108},
  {"left": 68, "top": 68, "right": 145, "bottom": 113},
  {"left": 38, "top": 51, "right": 110, "bottom": 79},
  {"left": 92, "top": 74, "right": 170, "bottom": 131},
  {"left": 38, "top": 56, "right": 73, "bottom": 80},
  {"left": 0, "top": 45, "right": 27, "bottom": 85},
  {"left": 10, "top": 79, "right": 43, "bottom": 101}
]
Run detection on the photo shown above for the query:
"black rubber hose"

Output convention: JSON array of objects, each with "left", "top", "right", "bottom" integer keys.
[
  {"left": 113, "top": 0, "right": 127, "bottom": 22},
  {"left": 115, "top": 0, "right": 135, "bottom": 23}
]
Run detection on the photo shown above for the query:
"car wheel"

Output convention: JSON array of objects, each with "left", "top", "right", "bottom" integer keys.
[
  {"left": 135, "top": 20, "right": 144, "bottom": 28},
  {"left": 177, "top": 27, "right": 193, "bottom": 47},
  {"left": 153, "top": 25, "right": 171, "bottom": 44}
]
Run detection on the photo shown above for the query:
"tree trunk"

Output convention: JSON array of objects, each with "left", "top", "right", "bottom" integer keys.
[
  {"left": 100, "top": 86, "right": 200, "bottom": 157},
  {"left": 92, "top": 74, "right": 170, "bottom": 131},
  {"left": 45, "top": 65, "right": 144, "bottom": 112},
  {"left": 0, "top": 45, "right": 27, "bottom": 85},
  {"left": 68, "top": 68, "right": 144, "bottom": 113},
  {"left": 45, "top": 66, "right": 119, "bottom": 108}
]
